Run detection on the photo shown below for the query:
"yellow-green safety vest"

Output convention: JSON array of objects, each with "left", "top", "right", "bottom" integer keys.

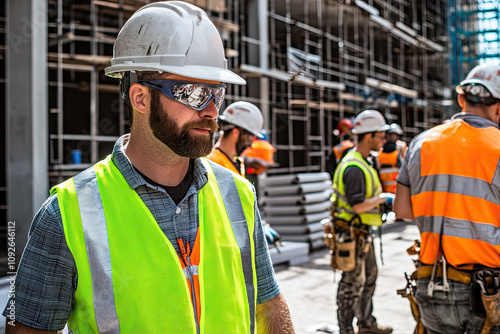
[
  {"left": 332, "top": 151, "right": 383, "bottom": 226},
  {"left": 51, "top": 156, "right": 257, "bottom": 333}
]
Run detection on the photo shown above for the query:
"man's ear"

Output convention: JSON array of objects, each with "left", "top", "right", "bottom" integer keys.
[
  {"left": 231, "top": 127, "right": 241, "bottom": 138},
  {"left": 458, "top": 94, "right": 466, "bottom": 108},
  {"left": 129, "top": 83, "right": 150, "bottom": 114}
]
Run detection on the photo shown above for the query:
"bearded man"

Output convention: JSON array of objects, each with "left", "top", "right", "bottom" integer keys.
[{"left": 4, "top": 2, "right": 294, "bottom": 333}]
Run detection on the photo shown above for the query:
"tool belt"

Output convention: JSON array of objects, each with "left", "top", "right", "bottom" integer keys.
[
  {"left": 418, "top": 260, "right": 500, "bottom": 333},
  {"left": 322, "top": 215, "right": 371, "bottom": 273},
  {"left": 414, "top": 264, "right": 471, "bottom": 284}
]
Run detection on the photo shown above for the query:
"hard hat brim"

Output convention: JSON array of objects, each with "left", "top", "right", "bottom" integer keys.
[
  {"left": 105, "top": 63, "right": 246, "bottom": 85},
  {"left": 219, "top": 114, "right": 264, "bottom": 138},
  {"left": 351, "top": 123, "right": 390, "bottom": 134}
]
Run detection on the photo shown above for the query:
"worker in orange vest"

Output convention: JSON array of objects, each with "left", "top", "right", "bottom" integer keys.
[
  {"left": 394, "top": 63, "right": 500, "bottom": 333},
  {"left": 207, "top": 101, "right": 264, "bottom": 177},
  {"left": 326, "top": 118, "right": 355, "bottom": 177},
  {"left": 241, "top": 130, "right": 277, "bottom": 176},
  {"left": 378, "top": 123, "right": 406, "bottom": 194}
]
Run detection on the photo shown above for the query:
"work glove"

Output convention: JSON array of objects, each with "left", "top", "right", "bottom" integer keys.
[{"left": 379, "top": 192, "right": 395, "bottom": 205}]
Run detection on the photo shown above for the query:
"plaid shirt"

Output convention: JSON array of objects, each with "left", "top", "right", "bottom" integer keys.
[{"left": 3, "top": 135, "right": 280, "bottom": 331}]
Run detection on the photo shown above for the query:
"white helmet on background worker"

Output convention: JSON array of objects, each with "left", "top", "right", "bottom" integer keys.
[
  {"left": 351, "top": 110, "right": 390, "bottom": 134},
  {"left": 388, "top": 123, "right": 404, "bottom": 135},
  {"left": 105, "top": 1, "right": 245, "bottom": 85},
  {"left": 219, "top": 102, "right": 264, "bottom": 138},
  {"left": 455, "top": 64, "right": 500, "bottom": 100}
]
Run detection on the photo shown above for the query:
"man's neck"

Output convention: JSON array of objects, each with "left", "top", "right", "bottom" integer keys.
[
  {"left": 124, "top": 131, "right": 190, "bottom": 187},
  {"left": 354, "top": 143, "right": 371, "bottom": 159},
  {"left": 216, "top": 138, "right": 238, "bottom": 161}
]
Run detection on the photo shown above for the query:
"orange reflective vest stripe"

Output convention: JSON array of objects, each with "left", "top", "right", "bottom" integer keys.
[
  {"left": 333, "top": 140, "right": 354, "bottom": 163},
  {"left": 378, "top": 150, "right": 400, "bottom": 194},
  {"left": 207, "top": 148, "right": 245, "bottom": 177},
  {"left": 407, "top": 119, "right": 500, "bottom": 269}
]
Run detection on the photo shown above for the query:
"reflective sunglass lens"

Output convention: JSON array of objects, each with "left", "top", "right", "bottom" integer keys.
[
  {"left": 172, "top": 83, "right": 209, "bottom": 109},
  {"left": 214, "top": 87, "right": 225, "bottom": 110}
]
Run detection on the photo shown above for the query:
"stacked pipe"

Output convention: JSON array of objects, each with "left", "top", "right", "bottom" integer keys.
[{"left": 260, "top": 172, "right": 333, "bottom": 251}]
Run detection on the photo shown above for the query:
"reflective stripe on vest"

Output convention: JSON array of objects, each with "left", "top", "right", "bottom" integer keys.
[
  {"left": 73, "top": 166, "right": 120, "bottom": 333},
  {"left": 406, "top": 120, "right": 500, "bottom": 269},
  {"left": 52, "top": 156, "right": 256, "bottom": 333},
  {"left": 379, "top": 150, "right": 400, "bottom": 194},
  {"left": 332, "top": 151, "right": 383, "bottom": 226}
]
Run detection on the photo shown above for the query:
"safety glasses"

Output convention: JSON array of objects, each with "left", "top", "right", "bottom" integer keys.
[{"left": 138, "top": 80, "right": 226, "bottom": 111}]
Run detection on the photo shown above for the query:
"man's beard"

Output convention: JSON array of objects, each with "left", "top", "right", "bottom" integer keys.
[
  {"left": 149, "top": 90, "right": 218, "bottom": 158},
  {"left": 236, "top": 134, "right": 252, "bottom": 155}
]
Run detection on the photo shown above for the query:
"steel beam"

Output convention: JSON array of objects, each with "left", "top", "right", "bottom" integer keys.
[{"left": 6, "top": 0, "right": 48, "bottom": 255}]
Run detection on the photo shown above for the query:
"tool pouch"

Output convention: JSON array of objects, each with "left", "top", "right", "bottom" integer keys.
[
  {"left": 335, "top": 237, "right": 356, "bottom": 272},
  {"left": 328, "top": 215, "right": 361, "bottom": 272},
  {"left": 334, "top": 222, "right": 357, "bottom": 272},
  {"left": 480, "top": 291, "right": 500, "bottom": 324},
  {"left": 472, "top": 269, "right": 500, "bottom": 325}
]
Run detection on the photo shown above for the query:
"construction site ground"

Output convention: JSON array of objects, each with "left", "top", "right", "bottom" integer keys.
[{"left": 0, "top": 220, "right": 419, "bottom": 333}]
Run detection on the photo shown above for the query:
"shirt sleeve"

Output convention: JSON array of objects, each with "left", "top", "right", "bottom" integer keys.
[
  {"left": 343, "top": 165, "right": 366, "bottom": 206},
  {"left": 2, "top": 194, "right": 76, "bottom": 331},
  {"left": 396, "top": 148, "right": 411, "bottom": 187},
  {"left": 252, "top": 189, "right": 281, "bottom": 304}
]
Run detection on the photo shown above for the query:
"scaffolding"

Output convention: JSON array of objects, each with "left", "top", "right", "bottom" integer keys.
[
  {"left": 449, "top": 0, "right": 500, "bottom": 87},
  {"left": 237, "top": 0, "right": 450, "bottom": 173}
]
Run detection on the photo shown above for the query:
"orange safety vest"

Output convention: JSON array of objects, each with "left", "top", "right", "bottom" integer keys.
[
  {"left": 333, "top": 140, "right": 355, "bottom": 163},
  {"left": 241, "top": 140, "right": 277, "bottom": 175},
  {"left": 378, "top": 149, "right": 400, "bottom": 194},
  {"left": 207, "top": 148, "right": 245, "bottom": 177},
  {"left": 408, "top": 119, "right": 500, "bottom": 269}
]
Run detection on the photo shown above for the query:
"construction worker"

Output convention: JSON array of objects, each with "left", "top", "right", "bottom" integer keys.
[
  {"left": 332, "top": 110, "right": 393, "bottom": 334},
  {"left": 394, "top": 63, "right": 500, "bottom": 333},
  {"left": 326, "top": 118, "right": 355, "bottom": 177},
  {"left": 241, "top": 130, "right": 277, "bottom": 176},
  {"left": 378, "top": 123, "right": 406, "bottom": 194},
  {"left": 3, "top": 2, "right": 294, "bottom": 333},
  {"left": 207, "top": 101, "right": 267, "bottom": 177}
]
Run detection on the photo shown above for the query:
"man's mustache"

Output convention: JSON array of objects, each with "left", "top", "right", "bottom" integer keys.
[{"left": 184, "top": 120, "right": 219, "bottom": 133}]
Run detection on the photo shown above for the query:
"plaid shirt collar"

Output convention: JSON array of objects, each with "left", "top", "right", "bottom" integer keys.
[{"left": 110, "top": 134, "right": 209, "bottom": 191}]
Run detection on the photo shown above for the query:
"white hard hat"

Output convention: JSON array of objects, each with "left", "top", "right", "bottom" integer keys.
[
  {"left": 351, "top": 110, "right": 390, "bottom": 135},
  {"left": 388, "top": 123, "right": 404, "bottom": 135},
  {"left": 456, "top": 64, "right": 500, "bottom": 99},
  {"left": 219, "top": 102, "right": 264, "bottom": 138},
  {"left": 105, "top": 1, "right": 245, "bottom": 85}
]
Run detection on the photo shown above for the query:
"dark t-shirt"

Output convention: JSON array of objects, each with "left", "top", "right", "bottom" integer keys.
[
  {"left": 135, "top": 159, "right": 194, "bottom": 205},
  {"left": 342, "top": 154, "right": 377, "bottom": 207}
]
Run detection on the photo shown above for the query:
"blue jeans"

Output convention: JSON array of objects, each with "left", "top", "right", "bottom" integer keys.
[{"left": 416, "top": 277, "right": 500, "bottom": 334}]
